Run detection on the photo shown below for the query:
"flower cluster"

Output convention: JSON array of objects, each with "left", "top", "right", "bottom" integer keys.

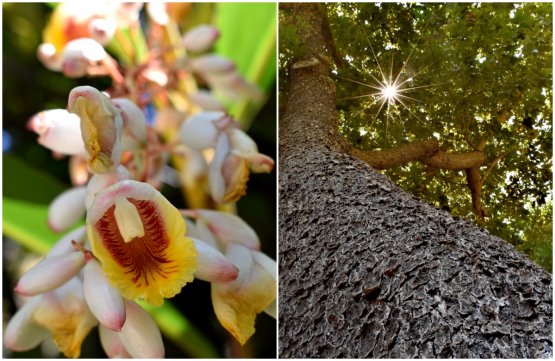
[{"left": 6, "top": 3, "right": 275, "bottom": 358}]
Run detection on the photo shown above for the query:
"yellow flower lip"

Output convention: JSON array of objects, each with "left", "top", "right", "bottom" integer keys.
[{"left": 87, "top": 180, "right": 197, "bottom": 306}]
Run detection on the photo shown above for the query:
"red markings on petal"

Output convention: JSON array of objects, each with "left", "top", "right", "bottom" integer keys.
[{"left": 95, "top": 198, "right": 179, "bottom": 287}]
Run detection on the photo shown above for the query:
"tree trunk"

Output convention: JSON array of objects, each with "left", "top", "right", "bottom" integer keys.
[{"left": 279, "top": 4, "right": 552, "bottom": 358}]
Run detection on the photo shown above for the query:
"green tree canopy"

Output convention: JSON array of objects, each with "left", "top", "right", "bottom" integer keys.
[{"left": 280, "top": 3, "right": 552, "bottom": 270}]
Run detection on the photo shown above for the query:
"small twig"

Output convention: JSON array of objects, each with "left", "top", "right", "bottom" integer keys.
[{"left": 481, "top": 152, "right": 507, "bottom": 185}]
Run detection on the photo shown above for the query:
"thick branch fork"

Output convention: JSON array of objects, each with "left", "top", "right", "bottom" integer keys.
[
  {"left": 348, "top": 140, "right": 488, "bottom": 217},
  {"left": 349, "top": 139, "right": 486, "bottom": 170}
]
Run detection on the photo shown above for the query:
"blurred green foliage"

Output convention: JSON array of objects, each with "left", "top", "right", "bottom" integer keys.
[{"left": 280, "top": 3, "right": 552, "bottom": 271}]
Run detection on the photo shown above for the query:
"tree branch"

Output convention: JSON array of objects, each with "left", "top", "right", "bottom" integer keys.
[
  {"left": 466, "top": 165, "right": 486, "bottom": 220},
  {"left": 349, "top": 140, "right": 439, "bottom": 169},
  {"left": 421, "top": 150, "right": 486, "bottom": 170}
]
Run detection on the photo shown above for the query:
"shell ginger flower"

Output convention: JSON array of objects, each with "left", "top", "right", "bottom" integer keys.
[{"left": 86, "top": 179, "right": 197, "bottom": 306}]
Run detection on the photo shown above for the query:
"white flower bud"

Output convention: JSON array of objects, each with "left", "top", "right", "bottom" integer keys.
[
  {"left": 183, "top": 25, "right": 220, "bottom": 53},
  {"left": 190, "top": 55, "right": 235, "bottom": 74},
  {"left": 120, "top": 300, "right": 164, "bottom": 358},
  {"left": 189, "top": 209, "right": 260, "bottom": 250},
  {"left": 84, "top": 259, "right": 126, "bottom": 331},
  {"left": 180, "top": 111, "right": 224, "bottom": 150},
  {"left": 48, "top": 186, "right": 87, "bottom": 232}
]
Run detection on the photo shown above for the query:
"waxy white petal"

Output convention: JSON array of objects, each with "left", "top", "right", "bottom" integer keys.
[
  {"left": 47, "top": 226, "right": 87, "bottom": 257},
  {"left": 84, "top": 259, "right": 126, "bottom": 331},
  {"left": 180, "top": 111, "right": 224, "bottom": 150},
  {"left": 183, "top": 25, "right": 220, "bottom": 53},
  {"left": 28, "top": 109, "right": 86, "bottom": 155},
  {"left": 99, "top": 326, "right": 132, "bottom": 358},
  {"left": 4, "top": 297, "right": 49, "bottom": 352},
  {"left": 15, "top": 252, "right": 86, "bottom": 296},
  {"left": 192, "top": 238, "right": 238, "bottom": 283},
  {"left": 120, "top": 300, "right": 164, "bottom": 358},
  {"left": 48, "top": 186, "right": 87, "bottom": 232}
]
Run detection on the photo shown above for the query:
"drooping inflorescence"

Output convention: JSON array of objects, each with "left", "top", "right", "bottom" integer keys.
[{"left": 7, "top": 3, "right": 275, "bottom": 358}]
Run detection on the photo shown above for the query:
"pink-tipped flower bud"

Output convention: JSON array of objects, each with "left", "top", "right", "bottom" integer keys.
[
  {"left": 190, "top": 55, "right": 235, "bottom": 74},
  {"left": 14, "top": 252, "right": 86, "bottom": 296},
  {"left": 83, "top": 259, "right": 126, "bottom": 331},
  {"left": 28, "top": 109, "right": 86, "bottom": 155},
  {"left": 120, "top": 300, "right": 165, "bottom": 358},
  {"left": 183, "top": 25, "right": 220, "bottom": 53},
  {"left": 48, "top": 186, "right": 87, "bottom": 233},
  {"left": 180, "top": 111, "right": 224, "bottom": 150},
  {"left": 192, "top": 238, "right": 239, "bottom": 283}
]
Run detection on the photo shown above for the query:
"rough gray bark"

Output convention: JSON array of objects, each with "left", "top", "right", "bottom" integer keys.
[{"left": 278, "top": 3, "right": 553, "bottom": 358}]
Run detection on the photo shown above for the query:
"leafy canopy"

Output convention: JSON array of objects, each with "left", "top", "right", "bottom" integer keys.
[{"left": 280, "top": 3, "right": 552, "bottom": 271}]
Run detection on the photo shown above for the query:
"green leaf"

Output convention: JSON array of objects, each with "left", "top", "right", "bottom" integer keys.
[
  {"left": 214, "top": 3, "right": 276, "bottom": 126},
  {"left": 3, "top": 154, "right": 74, "bottom": 252},
  {"left": 3, "top": 197, "right": 60, "bottom": 253},
  {"left": 214, "top": 3, "right": 276, "bottom": 91},
  {"left": 3, "top": 154, "right": 66, "bottom": 203}
]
